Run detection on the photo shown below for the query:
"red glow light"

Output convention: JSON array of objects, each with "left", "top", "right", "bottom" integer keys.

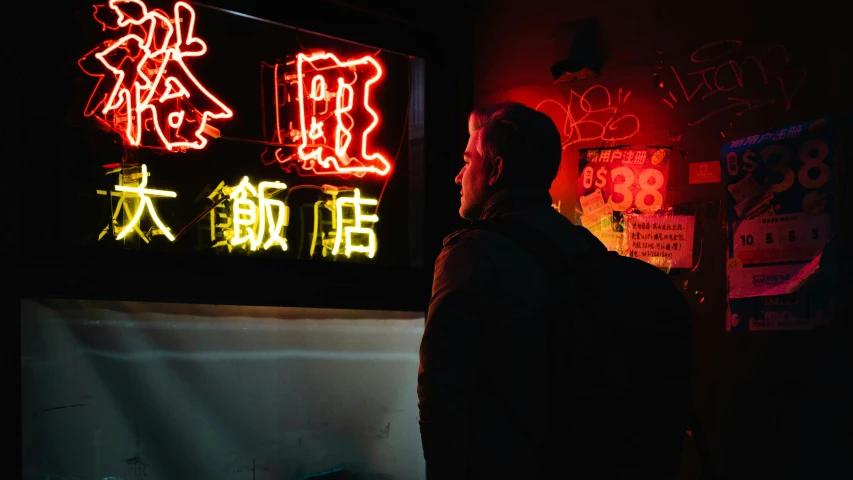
[
  {"left": 79, "top": 0, "right": 232, "bottom": 151},
  {"left": 271, "top": 52, "right": 391, "bottom": 177}
]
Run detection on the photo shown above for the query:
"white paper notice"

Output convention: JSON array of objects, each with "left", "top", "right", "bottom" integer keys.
[{"left": 625, "top": 215, "right": 696, "bottom": 269}]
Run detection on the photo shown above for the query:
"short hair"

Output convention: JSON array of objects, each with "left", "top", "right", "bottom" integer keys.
[{"left": 468, "top": 102, "right": 562, "bottom": 190}]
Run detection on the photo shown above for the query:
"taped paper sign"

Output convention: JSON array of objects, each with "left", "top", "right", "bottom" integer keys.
[
  {"left": 578, "top": 189, "right": 625, "bottom": 254},
  {"left": 625, "top": 215, "right": 695, "bottom": 269},
  {"left": 579, "top": 189, "right": 613, "bottom": 229}
]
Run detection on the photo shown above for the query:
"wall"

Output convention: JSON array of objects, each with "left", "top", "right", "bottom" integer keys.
[
  {"left": 21, "top": 299, "right": 425, "bottom": 480},
  {"left": 472, "top": 0, "right": 849, "bottom": 478}
]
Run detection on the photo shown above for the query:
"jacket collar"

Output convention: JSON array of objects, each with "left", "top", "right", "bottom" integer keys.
[{"left": 479, "top": 188, "right": 553, "bottom": 221}]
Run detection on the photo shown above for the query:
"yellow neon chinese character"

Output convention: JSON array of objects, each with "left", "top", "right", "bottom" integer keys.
[
  {"left": 229, "top": 177, "right": 259, "bottom": 249},
  {"left": 207, "top": 181, "right": 233, "bottom": 250},
  {"left": 227, "top": 177, "right": 289, "bottom": 251},
  {"left": 112, "top": 164, "right": 177, "bottom": 241},
  {"left": 332, "top": 188, "right": 378, "bottom": 258},
  {"left": 259, "top": 181, "right": 289, "bottom": 250}
]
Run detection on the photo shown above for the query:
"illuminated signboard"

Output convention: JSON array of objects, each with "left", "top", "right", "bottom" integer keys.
[
  {"left": 97, "top": 163, "right": 178, "bottom": 241},
  {"left": 72, "top": 0, "right": 423, "bottom": 266},
  {"left": 290, "top": 52, "right": 390, "bottom": 176},
  {"left": 80, "top": 0, "right": 233, "bottom": 151}
]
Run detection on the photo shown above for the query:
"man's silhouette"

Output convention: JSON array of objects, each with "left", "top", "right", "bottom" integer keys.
[
  {"left": 418, "top": 103, "right": 605, "bottom": 479},
  {"left": 418, "top": 102, "right": 692, "bottom": 479}
]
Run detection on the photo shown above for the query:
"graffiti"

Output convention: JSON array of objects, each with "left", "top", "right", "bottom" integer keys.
[
  {"left": 664, "top": 40, "right": 807, "bottom": 126},
  {"left": 536, "top": 85, "right": 641, "bottom": 148},
  {"left": 686, "top": 97, "right": 776, "bottom": 127}
]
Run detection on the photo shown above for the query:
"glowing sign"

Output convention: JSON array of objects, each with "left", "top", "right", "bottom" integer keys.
[
  {"left": 332, "top": 188, "right": 379, "bottom": 258},
  {"left": 97, "top": 164, "right": 177, "bottom": 241},
  {"left": 206, "top": 181, "right": 233, "bottom": 250},
  {"left": 227, "top": 177, "right": 289, "bottom": 251},
  {"left": 270, "top": 52, "right": 390, "bottom": 177},
  {"left": 79, "top": 0, "right": 232, "bottom": 151},
  {"left": 205, "top": 182, "right": 379, "bottom": 259}
]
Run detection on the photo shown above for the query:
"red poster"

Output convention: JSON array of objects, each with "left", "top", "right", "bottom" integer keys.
[{"left": 577, "top": 146, "right": 671, "bottom": 214}]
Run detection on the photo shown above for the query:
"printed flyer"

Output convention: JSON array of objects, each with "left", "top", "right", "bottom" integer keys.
[
  {"left": 720, "top": 117, "right": 837, "bottom": 331},
  {"left": 576, "top": 145, "right": 672, "bottom": 257}
]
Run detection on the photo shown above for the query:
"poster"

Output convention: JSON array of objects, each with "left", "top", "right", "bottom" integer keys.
[
  {"left": 577, "top": 146, "right": 671, "bottom": 216},
  {"left": 577, "top": 146, "right": 687, "bottom": 265},
  {"left": 720, "top": 118, "right": 837, "bottom": 331}
]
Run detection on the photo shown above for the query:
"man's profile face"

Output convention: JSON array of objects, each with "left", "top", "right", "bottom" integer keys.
[{"left": 456, "top": 128, "right": 492, "bottom": 220}]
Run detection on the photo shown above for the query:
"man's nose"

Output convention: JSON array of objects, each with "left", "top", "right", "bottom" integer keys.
[{"left": 454, "top": 169, "right": 463, "bottom": 185}]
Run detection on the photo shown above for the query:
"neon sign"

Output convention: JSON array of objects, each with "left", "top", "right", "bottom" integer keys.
[
  {"left": 268, "top": 52, "right": 391, "bottom": 177},
  {"left": 79, "top": 0, "right": 232, "bottom": 151},
  {"left": 227, "top": 177, "right": 289, "bottom": 251},
  {"left": 97, "top": 164, "right": 177, "bottom": 242},
  {"left": 331, "top": 188, "right": 379, "bottom": 258},
  {"left": 203, "top": 180, "right": 380, "bottom": 258},
  {"left": 76, "top": 3, "right": 397, "bottom": 260}
]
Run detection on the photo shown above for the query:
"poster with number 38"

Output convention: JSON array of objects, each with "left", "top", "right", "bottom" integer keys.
[
  {"left": 577, "top": 146, "right": 671, "bottom": 215},
  {"left": 576, "top": 146, "right": 671, "bottom": 255},
  {"left": 721, "top": 117, "right": 837, "bottom": 331}
]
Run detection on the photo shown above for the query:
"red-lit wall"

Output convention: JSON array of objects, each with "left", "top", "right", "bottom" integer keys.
[{"left": 472, "top": 0, "right": 850, "bottom": 478}]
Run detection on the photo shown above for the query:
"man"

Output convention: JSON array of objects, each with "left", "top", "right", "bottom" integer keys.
[{"left": 417, "top": 102, "right": 606, "bottom": 478}]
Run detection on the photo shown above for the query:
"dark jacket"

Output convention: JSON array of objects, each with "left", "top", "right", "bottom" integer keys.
[{"left": 418, "top": 189, "right": 605, "bottom": 479}]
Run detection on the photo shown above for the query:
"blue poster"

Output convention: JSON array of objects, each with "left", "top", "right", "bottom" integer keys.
[{"left": 719, "top": 117, "right": 837, "bottom": 331}]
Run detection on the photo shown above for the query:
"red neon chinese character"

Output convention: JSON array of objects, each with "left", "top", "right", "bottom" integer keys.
[
  {"left": 268, "top": 52, "right": 390, "bottom": 177},
  {"left": 79, "top": 0, "right": 232, "bottom": 151}
]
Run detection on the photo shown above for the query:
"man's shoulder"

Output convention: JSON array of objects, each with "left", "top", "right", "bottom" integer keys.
[
  {"left": 441, "top": 226, "right": 505, "bottom": 248},
  {"left": 442, "top": 228, "right": 476, "bottom": 247}
]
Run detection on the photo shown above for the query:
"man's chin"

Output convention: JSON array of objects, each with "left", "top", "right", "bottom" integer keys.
[{"left": 459, "top": 205, "right": 477, "bottom": 221}]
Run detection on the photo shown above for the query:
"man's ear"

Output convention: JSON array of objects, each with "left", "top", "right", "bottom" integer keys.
[{"left": 488, "top": 156, "right": 504, "bottom": 187}]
